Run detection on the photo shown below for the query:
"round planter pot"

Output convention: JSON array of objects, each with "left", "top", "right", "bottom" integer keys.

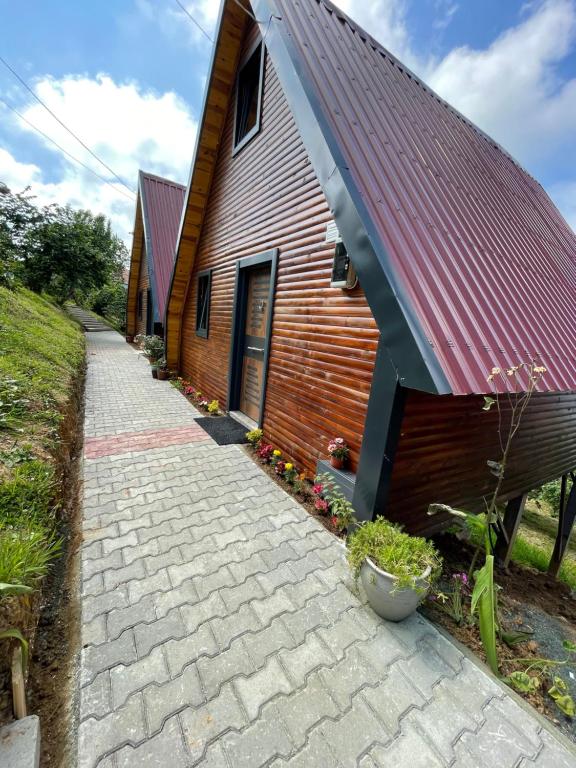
[
  {"left": 330, "top": 456, "right": 344, "bottom": 469},
  {"left": 157, "top": 369, "right": 169, "bottom": 381},
  {"left": 360, "top": 557, "right": 431, "bottom": 622},
  {"left": 151, "top": 367, "right": 158, "bottom": 379}
]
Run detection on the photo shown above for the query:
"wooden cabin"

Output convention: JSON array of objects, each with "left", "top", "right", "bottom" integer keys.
[
  {"left": 126, "top": 171, "right": 185, "bottom": 338},
  {"left": 164, "top": 0, "right": 576, "bottom": 568}
]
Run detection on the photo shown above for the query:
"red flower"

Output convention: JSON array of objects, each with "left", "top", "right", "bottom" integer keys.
[
  {"left": 257, "top": 443, "right": 274, "bottom": 462},
  {"left": 312, "top": 483, "right": 324, "bottom": 495},
  {"left": 275, "top": 460, "right": 286, "bottom": 475},
  {"left": 330, "top": 515, "right": 339, "bottom": 528},
  {"left": 314, "top": 498, "right": 329, "bottom": 513}
]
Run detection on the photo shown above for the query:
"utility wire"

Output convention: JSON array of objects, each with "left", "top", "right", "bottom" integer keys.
[
  {"left": 0, "top": 96, "right": 135, "bottom": 201},
  {"left": 174, "top": 0, "right": 213, "bottom": 41},
  {"left": 0, "top": 54, "right": 136, "bottom": 196}
]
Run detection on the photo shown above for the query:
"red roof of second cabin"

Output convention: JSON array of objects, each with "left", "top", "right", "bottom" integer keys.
[
  {"left": 274, "top": 0, "right": 576, "bottom": 395},
  {"left": 140, "top": 172, "right": 186, "bottom": 321}
]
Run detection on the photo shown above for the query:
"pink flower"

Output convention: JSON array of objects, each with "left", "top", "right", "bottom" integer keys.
[
  {"left": 452, "top": 572, "right": 468, "bottom": 585},
  {"left": 314, "top": 498, "right": 329, "bottom": 513},
  {"left": 312, "top": 483, "right": 324, "bottom": 495},
  {"left": 330, "top": 515, "right": 338, "bottom": 528}
]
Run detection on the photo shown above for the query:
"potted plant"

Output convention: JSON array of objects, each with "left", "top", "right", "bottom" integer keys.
[
  {"left": 157, "top": 358, "right": 169, "bottom": 380},
  {"left": 151, "top": 363, "right": 159, "bottom": 379},
  {"left": 347, "top": 517, "right": 441, "bottom": 621},
  {"left": 327, "top": 437, "right": 349, "bottom": 469},
  {"left": 125, "top": 334, "right": 134, "bottom": 344}
]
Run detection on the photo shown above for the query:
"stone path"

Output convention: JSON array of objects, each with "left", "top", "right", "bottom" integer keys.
[
  {"left": 77, "top": 331, "right": 576, "bottom": 768},
  {"left": 67, "top": 304, "right": 112, "bottom": 332}
]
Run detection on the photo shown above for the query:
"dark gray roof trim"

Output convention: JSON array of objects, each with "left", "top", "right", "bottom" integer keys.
[{"left": 253, "top": 0, "right": 451, "bottom": 395}]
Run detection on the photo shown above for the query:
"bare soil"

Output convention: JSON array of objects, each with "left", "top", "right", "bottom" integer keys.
[
  {"left": 0, "top": 366, "right": 84, "bottom": 767},
  {"left": 423, "top": 533, "right": 576, "bottom": 743}
]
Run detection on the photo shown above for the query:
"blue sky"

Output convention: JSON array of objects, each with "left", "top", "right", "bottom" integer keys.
[{"left": 1, "top": 0, "right": 575, "bottom": 244}]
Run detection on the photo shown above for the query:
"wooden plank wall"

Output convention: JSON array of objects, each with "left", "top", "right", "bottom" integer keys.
[
  {"left": 136, "top": 241, "right": 149, "bottom": 337},
  {"left": 126, "top": 199, "right": 144, "bottom": 337},
  {"left": 387, "top": 389, "right": 576, "bottom": 534},
  {"left": 179, "top": 20, "right": 379, "bottom": 473}
]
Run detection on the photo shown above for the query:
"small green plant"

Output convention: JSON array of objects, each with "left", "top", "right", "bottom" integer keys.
[
  {"left": 207, "top": 399, "right": 219, "bottom": 415},
  {"left": 504, "top": 640, "right": 576, "bottom": 718},
  {"left": 246, "top": 428, "right": 263, "bottom": 447},
  {"left": 156, "top": 357, "right": 168, "bottom": 371},
  {"left": 315, "top": 473, "right": 356, "bottom": 532},
  {"left": 137, "top": 334, "right": 164, "bottom": 362},
  {"left": 0, "top": 444, "right": 35, "bottom": 467},
  {"left": 0, "top": 528, "right": 61, "bottom": 587},
  {"left": 433, "top": 572, "right": 470, "bottom": 625},
  {"left": 347, "top": 517, "right": 441, "bottom": 591}
]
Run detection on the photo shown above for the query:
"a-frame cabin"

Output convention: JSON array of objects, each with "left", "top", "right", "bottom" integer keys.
[
  {"left": 164, "top": 0, "right": 576, "bottom": 570},
  {"left": 126, "top": 171, "right": 185, "bottom": 338}
]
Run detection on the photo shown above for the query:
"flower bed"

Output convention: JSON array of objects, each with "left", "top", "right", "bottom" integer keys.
[
  {"left": 244, "top": 430, "right": 354, "bottom": 538},
  {"left": 170, "top": 377, "right": 220, "bottom": 415}
]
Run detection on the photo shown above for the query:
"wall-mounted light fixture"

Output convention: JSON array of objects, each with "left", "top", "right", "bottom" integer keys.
[{"left": 326, "top": 220, "right": 358, "bottom": 290}]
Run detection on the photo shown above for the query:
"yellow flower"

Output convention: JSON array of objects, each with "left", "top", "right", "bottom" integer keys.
[
  {"left": 534, "top": 365, "right": 547, "bottom": 374},
  {"left": 285, "top": 463, "right": 293, "bottom": 471},
  {"left": 273, "top": 449, "right": 281, "bottom": 457},
  {"left": 491, "top": 367, "right": 501, "bottom": 375},
  {"left": 506, "top": 369, "right": 514, "bottom": 376}
]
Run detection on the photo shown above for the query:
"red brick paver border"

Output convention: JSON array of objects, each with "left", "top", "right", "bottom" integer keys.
[{"left": 84, "top": 425, "right": 209, "bottom": 459}]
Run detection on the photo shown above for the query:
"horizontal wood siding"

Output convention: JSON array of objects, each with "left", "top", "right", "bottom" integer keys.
[
  {"left": 136, "top": 242, "right": 149, "bottom": 337},
  {"left": 387, "top": 389, "right": 576, "bottom": 534},
  {"left": 179, "top": 21, "right": 378, "bottom": 473}
]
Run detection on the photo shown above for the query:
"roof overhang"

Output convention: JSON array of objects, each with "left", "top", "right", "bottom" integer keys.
[{"left": 165, "top": 0, "right": 451, "bottom": 394}]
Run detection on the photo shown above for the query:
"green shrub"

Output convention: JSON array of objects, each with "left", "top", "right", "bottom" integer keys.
[
  {"left": 347, "top": 517, "right": 441, "bottom": 589},
  {"left": 0, "top": 528, "right": 61, "bottom": 587},
  {"left": 0, "top": 461, "right": 56, "bottom": 529}
]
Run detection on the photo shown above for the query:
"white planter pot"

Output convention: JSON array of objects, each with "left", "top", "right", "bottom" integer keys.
[{"left": 360, "top": 557, "right": 431, "bottom": 622}]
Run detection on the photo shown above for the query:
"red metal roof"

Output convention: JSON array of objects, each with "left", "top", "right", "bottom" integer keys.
[
  {"left": 274, "top": 0, "right": 576, "bottom": 394},
  {"left": 140, "top": 171, "right": 186, "bottom": 321}
]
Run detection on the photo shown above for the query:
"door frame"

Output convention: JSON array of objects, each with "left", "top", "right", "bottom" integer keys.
[{"left": 227, "top": 248, "right": 278, "bottom": 427}]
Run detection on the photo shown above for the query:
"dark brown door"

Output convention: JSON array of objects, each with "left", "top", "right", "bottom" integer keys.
[{"left": 239, "top": 265, "right": 271, "bottom": 421}]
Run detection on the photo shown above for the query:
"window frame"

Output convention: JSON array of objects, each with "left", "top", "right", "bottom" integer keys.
[
  {"left": 232, "top": 39, "right": 265, "bottom": 156},
  {"left": 195, "top": 269, "right": 212, "bottom": 339}
]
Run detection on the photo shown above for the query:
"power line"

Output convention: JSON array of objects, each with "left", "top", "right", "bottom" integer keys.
[
  {"left": 174, "top": 0, "right": 213, "bottom": 41},
  {"left": 0, "top": 96, "right": 136, "bottom": 201},
  {"left": 0, "top": 54, "right": 136, "bottom": 196}
]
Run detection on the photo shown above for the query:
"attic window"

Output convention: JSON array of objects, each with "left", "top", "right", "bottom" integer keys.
[
  {"left": 233, "top": 42, "right": 264, "bottom": 152},
  {"left": 196, "top": 270, "right": 212, "bottom": 338}
]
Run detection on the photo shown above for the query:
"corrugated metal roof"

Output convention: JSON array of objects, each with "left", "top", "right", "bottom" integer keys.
[
  {"left": 140, "top": 171, "right": 186, "bottom": 322},
  {"left": 274, "top": 0, "right": 576, "bottom": 394}
]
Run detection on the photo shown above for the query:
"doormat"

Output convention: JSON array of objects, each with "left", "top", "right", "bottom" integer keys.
[{"left": 194, "top": 416, "right": 249, "bottom": 445}]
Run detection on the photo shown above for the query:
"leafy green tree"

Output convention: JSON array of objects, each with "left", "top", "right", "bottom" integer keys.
[
  {"left": 0, "top": 184, "right": 128, "bottom": 303},
  {"left": 25, "top": 207, "right": 127, "bottom": 304},
  {"left": 0, "top": 185, "right": 43, "bottom": 287}
]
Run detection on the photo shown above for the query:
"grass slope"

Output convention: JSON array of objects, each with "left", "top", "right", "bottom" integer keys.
[{"left": 0, "top": 287, "right": 84, "bottom": 587}]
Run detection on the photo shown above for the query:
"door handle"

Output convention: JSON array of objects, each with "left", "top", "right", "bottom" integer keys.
[{"left": 246, "top": 346, "right": 262, "bottom": 353}]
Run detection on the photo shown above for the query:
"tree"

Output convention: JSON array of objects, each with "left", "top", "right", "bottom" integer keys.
[
  {"left": 24, "top": 207, "right": 127, "bottom": 304},
  {"left": 0, "top": 184, "right": 128, "bottom": 303},
  {"left": 0, "top": 185, "right": 43, "bottom": 287}
]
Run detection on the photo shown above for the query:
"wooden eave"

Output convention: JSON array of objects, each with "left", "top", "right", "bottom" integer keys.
[
  {"left": 165, "top": 0, "right": 247, "bottom": 368},
  {"left": 126, "top": 191, "right": 145, "bottom": 337}
]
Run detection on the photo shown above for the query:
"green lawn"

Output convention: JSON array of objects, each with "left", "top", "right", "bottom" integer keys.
[
  {"left": 466, "top": 510, "right": 576, "bottom": 590},
  {"left": 0, "top": 287, "right": 84, "bottom": 588}
]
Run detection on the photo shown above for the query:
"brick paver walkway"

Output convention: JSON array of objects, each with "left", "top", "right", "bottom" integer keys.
[{"left": 78, "top": 332, "right": 576, "bottom": 768}]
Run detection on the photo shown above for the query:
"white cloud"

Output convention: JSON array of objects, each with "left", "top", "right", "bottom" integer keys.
[
  {"left": 426, "top": 0, "right": 576, "bottom": 165},
  {"left": 0, "top": 74, "right": 197, "bottom": 245},
  {"left": 337, "top": 0, "right": 417, "bottom": 68},
  {"left": 341, "top": 0, "right": 576, "bottom": 231}
]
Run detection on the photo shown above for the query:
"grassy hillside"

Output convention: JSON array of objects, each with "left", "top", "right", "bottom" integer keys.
[{"left": 0, "top": 287, "right": 85, "bottom": 589}]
